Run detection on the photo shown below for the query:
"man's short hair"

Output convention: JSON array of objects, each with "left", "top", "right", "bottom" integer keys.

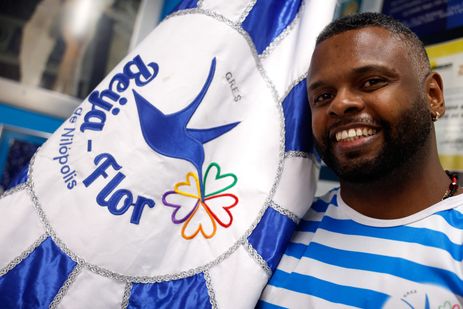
[{"left": 316, "top": 12, "right": 431, "bottom": 79}]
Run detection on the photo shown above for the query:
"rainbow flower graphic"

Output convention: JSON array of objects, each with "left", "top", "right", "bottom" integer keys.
[{"left": 162, "top": 162, "right": 238, "bottom": 239}]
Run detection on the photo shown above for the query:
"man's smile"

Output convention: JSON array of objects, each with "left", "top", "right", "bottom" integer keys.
[
  {"left": 334, "top": 127, "right": 378, "bottom": 142},
  {"left": 327, "top": 120, "right": 383, "bottom": 155}
]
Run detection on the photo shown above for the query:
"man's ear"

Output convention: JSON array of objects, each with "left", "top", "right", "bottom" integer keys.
[{"left": 425, "top": 72, "right": 445, "bottom": 117}]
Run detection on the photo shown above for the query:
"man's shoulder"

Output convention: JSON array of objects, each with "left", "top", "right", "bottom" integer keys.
[
  {"left": 312, "top": 187, "right": 339, "bottom": 207},
  {"left": 443, "top": 193, "right": 463, "bottom": 213},
  {"left": 300, "top": 188, "right": 339, "bottom": 220}
]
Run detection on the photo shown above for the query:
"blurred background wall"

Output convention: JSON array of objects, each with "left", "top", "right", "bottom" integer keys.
[{"left": 0, "top": 0, "right": 462, "bottom": 195}]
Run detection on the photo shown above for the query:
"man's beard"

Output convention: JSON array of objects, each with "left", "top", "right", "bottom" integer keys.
[{"left": 315, "top": 98, "right": 432, "bottom": 183}]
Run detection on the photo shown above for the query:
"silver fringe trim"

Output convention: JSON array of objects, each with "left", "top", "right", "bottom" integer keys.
[
  {"left": 49, "top": 263, "right": 83, "bottom": 309},
  {"left": 196, "top": 0, "right": 204, "bottom": 9},
  {"left": 0, "top": 182, "right": 28, "bottom": 199},
  {"left": 0, "top": 234, "right": 47, "bottom": 276},
  {"left": 280, "top": 72, "right": 308, "bottom": 106},
  {"left": 259, "top": 0, "right": 305, "bottom": 60},
  {"left": 285, "top": 151, "right": 309, "bottom": 159},
  {"left": 269, "top": 200, "right": 300, "bottom": 224},
  {"left": 204, "top": 271, "right": 218, "bottom": 309},
  {"left": 121, "top": 282, "right": 132, "bottom": 309},
  {"left": 238, "top": 0, "right": 257, "bottom": 24},
  {"left": 243, "top": 241, "right": 272, "bottom": 278},
  {"left": 26, "top": 8, "right": 287, "bottom": 284}
]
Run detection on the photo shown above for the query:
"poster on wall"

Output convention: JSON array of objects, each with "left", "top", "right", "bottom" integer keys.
[
  {"left": 426, "top": 39, "right": 463, "bottom": 174},
  {"left": 382, "top": 0, "right": 463, "bottom": 44}
]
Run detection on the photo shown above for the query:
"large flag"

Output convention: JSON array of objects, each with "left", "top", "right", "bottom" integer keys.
[{"left": 0, "top": 0, "right": 335, "bottom": 307}]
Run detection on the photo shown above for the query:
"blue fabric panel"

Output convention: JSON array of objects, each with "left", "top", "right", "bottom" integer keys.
[
  {"left": 247, "top": 207, "right": 296, "bottom": 272},
  {"left": 282, "top": 78, "right": 313, "bottom": 153},
  {"left": 0, "top": 237, "right": 77, "bottom": 308},
  {"left": 170, "top": 0, "right": 198, "bottom": 14},
  {"left": 128, "top": 273, "right": 211, "bottom": 309},
  {"left": 242, "top": 0, "right": 302, "bottom": 54}
]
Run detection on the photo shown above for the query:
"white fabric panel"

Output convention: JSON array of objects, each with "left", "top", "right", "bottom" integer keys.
[
  {"left": 0, "top": 188, "right": 45, "bottom": 269},
  {"left": 200, "top": 0, "right": 252, "bottom": 23},
  {"left": 273, "top": 156, "right": 319, "bottom": 218},
  {"left": 261, "top": 284, "right": 357, "bottom": 309},
  {"left": 261, "top": 0, "right": 337, "bottom": 99},
  {"left": 57, "top": 268, "right": 126, "bottom": 309},
  {"left": 208, "top": 245, "right": 268, "bottom": 309}
]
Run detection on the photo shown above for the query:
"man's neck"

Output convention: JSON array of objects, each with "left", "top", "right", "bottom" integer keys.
[{"left": 338, "top": 146, "right": 451, "bottom": 219}]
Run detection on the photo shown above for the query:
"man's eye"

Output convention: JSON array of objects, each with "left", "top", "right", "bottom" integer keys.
[
  {"left": 363, "top": 78, "right": 386, "bottom": 89},
  {"left": 314, "top": 93, "right": 333, "bottom": 104}
]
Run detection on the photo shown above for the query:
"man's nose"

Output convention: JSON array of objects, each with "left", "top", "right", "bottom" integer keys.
[{"left": 328, "top": 88, "right": 364, "bottom": 117}]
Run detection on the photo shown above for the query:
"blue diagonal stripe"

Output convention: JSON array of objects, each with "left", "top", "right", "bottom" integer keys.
[
  {"left": 297, "top": 220, "right": 320, "bottom": 233},
  {"left": 0, "top": 237, "right": 77, "bottom": 308},
  {"left": 282, "top": 78, "right": 313, "bottom": 153},
  {"left": 268, "top": 269, "right": 389, "bottom": 308},
  {"left": 242, "top": 0, "right": 302, "bottom": 54},
  {"left": 436, "top": 208, "right": 463, "bottom": 229},
  {"left": 298, "top": 242, "right": 463, "bottom": 296},
  {"left": 284, "top": 242, "right": 307, "bottom": 259},
  {"left": 128, "top": 273, "right": 211, "bottom": 309},
  {"left": 311, "top": 196, "right": 334, "bottom": 213},
  {"left": 320, "top": 216, "right": 463, "bottom": 261},
  {"left": 257, "top": 300, "right": 287, "bottom": 309},
  {"left": 248, "top": 207, "right": 297, "bottom": 272}
]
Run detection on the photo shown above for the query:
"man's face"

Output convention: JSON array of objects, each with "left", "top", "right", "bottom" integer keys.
[{"left": 307, "top": 27, "right": 432, "bottom": 182}]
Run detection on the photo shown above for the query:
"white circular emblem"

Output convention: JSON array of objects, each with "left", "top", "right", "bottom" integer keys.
[{"left": 32, "top": 13, "right": 282, "bottom": 278}]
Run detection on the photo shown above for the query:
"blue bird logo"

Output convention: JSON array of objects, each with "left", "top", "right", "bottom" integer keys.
[{"left": 133, "top": 57, "right": 240, "bottom": 197}]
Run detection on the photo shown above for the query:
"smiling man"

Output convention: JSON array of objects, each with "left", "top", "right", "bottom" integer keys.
[{"left": 259, "top": 12, "right": 463, "bottom": 308}]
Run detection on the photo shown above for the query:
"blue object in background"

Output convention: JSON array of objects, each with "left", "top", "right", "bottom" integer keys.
[
  {"left": 0, "top": 104, "right": 63, "bottom": 192},
  {"left": 447, "top": 0, "right": 463, "bottom": 30},
  {"left": 382, "top": 0, "right": 463, "bottom": 43}
]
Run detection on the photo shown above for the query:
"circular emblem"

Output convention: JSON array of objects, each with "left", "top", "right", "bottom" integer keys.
[{"left": 32, "top": 14, "right": 282, "bottom": 277}]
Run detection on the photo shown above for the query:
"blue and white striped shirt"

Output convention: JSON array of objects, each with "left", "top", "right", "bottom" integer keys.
[{"left": 260, "top": 189, "right": 463, "bottom": 308}]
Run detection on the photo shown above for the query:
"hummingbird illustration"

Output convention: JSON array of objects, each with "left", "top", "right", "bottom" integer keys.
[{"left": 133, "top": 57, "right": 239, "bottom": 197}]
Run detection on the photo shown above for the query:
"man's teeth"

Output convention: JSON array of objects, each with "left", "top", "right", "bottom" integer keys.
[{"left": 336, "top": 128, "right": 377, "bottom": 141}]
